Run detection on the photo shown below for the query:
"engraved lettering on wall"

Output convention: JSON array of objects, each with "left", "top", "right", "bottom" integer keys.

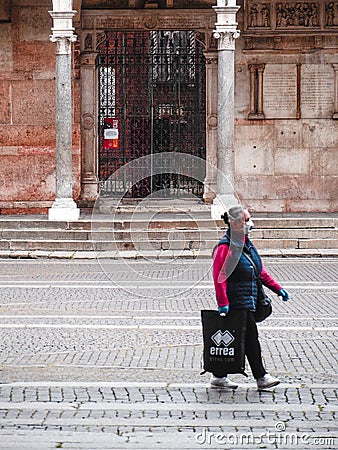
[
  {"left": 301, "top": 64, "right": 335, "bottom": 118},
  {"left": 263, "top": 64, "right": 297, "bottom": 119},
  {"left": 82, "top": 0, "right": 129, "bottom": 7},
  {"left": 259, "top": 64, "right": 335, "bottom": 119}
]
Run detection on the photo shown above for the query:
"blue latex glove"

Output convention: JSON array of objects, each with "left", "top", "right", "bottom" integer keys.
[
  {"left": 218, "top": 305, "right": 230, "bottom": 316},
  {"left": 279, "top": 289, "right": 290, "bottom": 302}
]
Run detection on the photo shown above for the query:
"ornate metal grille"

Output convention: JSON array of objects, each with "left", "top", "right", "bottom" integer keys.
[{"left": 97, "top": 30, "right": 206, "bottom": 198}]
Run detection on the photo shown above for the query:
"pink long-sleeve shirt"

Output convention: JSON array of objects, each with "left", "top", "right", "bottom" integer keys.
[{"left": 213, "top": 243, "right": 282, "bottom": 307}]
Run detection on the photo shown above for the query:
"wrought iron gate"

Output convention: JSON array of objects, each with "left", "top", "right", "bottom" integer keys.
[{"left": 97, "top": 30, "right": 206, "bottom": 198}]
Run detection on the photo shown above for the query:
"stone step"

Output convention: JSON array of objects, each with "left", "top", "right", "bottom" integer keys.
[
  {"left": 1, "top": 236, "right": 338, "bottom": 252},
  {"left": 97, "top": 198, "right": 211, "bottom": 214},
  {"left": 0, "top": 229, "right": 224, "bottom": 241},
  {"left": 1, "top": 228, "right": 337, "bottom": 241},
  {"left": 0, "top": 218, "right": 223, "bottom": 231},
  {"left": 0, "top": 216, "right": 337, "bottom": 231},
  {"left": 0, "top": 214, "right": 337, "bottom": 253},
  {"left": 258, "top": 228, "right": 338, "bottom": 239}
]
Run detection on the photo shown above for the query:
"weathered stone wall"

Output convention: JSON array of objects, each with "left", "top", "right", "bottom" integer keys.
[
  {"left": 1, "top": 1, "right": 337, "bottom": 214},
  {"left": 234, "top": 0, "right": 338, "bottom": 212},
  {"left": 0, "top": 0, "right": 81, "bottom": 214}
]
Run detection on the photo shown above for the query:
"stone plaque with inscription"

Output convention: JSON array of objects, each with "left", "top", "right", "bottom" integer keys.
[
  {"left": 82, "top": 10, "right": 215, "bottom": 31},
  {"left": 301, "top": 64, "right": 335, "bottom": 119},
  {"left": 263, "top": 64, "right": 297, "bottom": 119}
]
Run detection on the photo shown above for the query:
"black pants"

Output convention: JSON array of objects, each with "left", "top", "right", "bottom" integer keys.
[{"left": 213, "top": 311, "right": 267, "bottom": 380}]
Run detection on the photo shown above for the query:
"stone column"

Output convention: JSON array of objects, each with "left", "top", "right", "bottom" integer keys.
[
  {"left": 248, "top": 64, "right": 256, "bottom": 116},
  {"left": 48, "top": 1, "right": 80, "bottom": 221},
  {"left": 248, "top": 64, "right": 265, "bottom": 119},
  {"left": 211, "top": 0, "right": 241, "bottom": 219},
  {"left": 80, "top": 51, "right": 99, "bottom": 206},
  {"left": 333, "top": 64, "right": 338, "bottom": 120},
  {"left": 203, "top": 52, "right": 218, "bottom": 203},
  {"left": 257, "top": 64, "right": 265, "bottom": 117}
]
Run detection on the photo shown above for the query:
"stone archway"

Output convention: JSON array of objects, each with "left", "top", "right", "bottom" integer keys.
[
  {"left": 79, "top": 8, "right": 218, "bottom": 205},
  {"left": 97, "top": 29, "right": 206, "bottom": 198}
]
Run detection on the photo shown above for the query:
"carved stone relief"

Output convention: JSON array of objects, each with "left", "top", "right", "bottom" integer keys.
[
  {"left": 196, "top": 31, "right": 218, "bottom": 52},
  {"left": 142, "top": 14, "right": 158, "bottom": 29},
  {"left": 96, "top": 33, "right": 107, "bottom": 50},
  {"left": 195, "top": 31, "right": 206, "bottom": 48},
  {"left": 249, "top": 3, "right": 270, "bottom": 28},
  {"left": 0, "top": 0, "right": 11, "bottom": 22},
  {"left": 276, "top": 2, "right": 319, "bottom": 28},
  {"left": 213, "top": 31, "right": 240, "bottom": 51},
  {"left": 207, "top": 115, "right": 217, "bottom": 129},
  {"left": 243, "top": 34, "right": 338, "bottom": 51},
  {"left": 84, "top": 33, "right": 93, "bottom": 51},
  {"left": 325, "top": 2, "right": 338, "bottom": 27},
  {"left": 82, "top": 113, "right": 95, "bottom": 130},
  {"left": 245, "top": 1, "right": 338, "bottom": 32},
  {"left": 73, "top": 41, "right": 81, "bottom": 79},
  {"left": 205, "top": 56, "right": 218, "bottom": 65}
]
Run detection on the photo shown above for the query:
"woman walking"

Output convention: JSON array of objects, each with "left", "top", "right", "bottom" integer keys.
[{"left": 212, "top": 205, "right": 290, "bottom": 390}]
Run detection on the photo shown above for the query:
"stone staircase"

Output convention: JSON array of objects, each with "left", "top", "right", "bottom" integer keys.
[{"left": 0, "top": 207, "right": 337, "bottom": 258}]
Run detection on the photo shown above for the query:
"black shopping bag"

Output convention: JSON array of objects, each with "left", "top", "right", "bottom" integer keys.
[{"left": 201, "top": 309, "right": 247, "bottom": 376}]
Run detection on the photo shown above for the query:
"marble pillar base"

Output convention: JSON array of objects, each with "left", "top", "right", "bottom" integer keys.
[
  {"left": 48, "top": 198, "right": 80, "bottom": 221},
  {"left": 81, "top": 177, "right": 99, "bottom": 202},
  {"left": 210, "top": 194, "right": 239, "bottom": 220},
  {"left": 203, "top": 180, "right": 217, "bottom": 203}
]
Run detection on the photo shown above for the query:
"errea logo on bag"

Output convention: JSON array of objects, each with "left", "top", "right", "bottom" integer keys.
[
  {"left": 211, "top": 330, "right": 234, "bottom": 346},
  {"left": 210, "top": 330, "right": 235, "bottom": 356}
]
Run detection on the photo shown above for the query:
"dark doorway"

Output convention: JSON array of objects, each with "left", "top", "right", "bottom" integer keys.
[{"left": 97, "top": 30, "right": 206, "bottom": 198}]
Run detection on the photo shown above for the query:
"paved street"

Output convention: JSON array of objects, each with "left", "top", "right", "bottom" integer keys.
[{"left": 0, "top": 257, "right": 337, "bottom": 449}]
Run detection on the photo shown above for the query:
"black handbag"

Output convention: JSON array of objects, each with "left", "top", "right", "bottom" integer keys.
[
  {"left": 254, "top": 285, "right": 273, "bottom": 322},
  {"left": 242, "top": 251, "right": 272, "bottom": 323},
  {"left": 201, "top": 309, "right": 248, "bottom": 376}
]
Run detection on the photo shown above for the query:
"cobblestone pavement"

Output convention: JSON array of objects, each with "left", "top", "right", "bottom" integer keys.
[{"left": 0, "top": 258, "right": 337, "bottom": 449}]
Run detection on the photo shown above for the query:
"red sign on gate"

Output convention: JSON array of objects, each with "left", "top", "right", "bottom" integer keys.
[{"left": 103, "top": 118, "right": 119, "bottom": 149}]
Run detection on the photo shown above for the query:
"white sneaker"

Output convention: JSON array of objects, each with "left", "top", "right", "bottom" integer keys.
[
  {"left": 257, "top": 374, "right": 280, "bottom": 390},
  {"left": 210, "top": 376, "right": 238, "bottom": 389}
]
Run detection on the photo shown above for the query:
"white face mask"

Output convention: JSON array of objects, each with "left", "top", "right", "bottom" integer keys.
[{"left": 244, "top": 219, "right": 254, "bottom": 235}]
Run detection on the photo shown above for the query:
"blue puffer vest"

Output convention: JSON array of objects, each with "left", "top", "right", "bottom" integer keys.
[{"left": 215, "top": 229, "right": 262, "bottom": 311}]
